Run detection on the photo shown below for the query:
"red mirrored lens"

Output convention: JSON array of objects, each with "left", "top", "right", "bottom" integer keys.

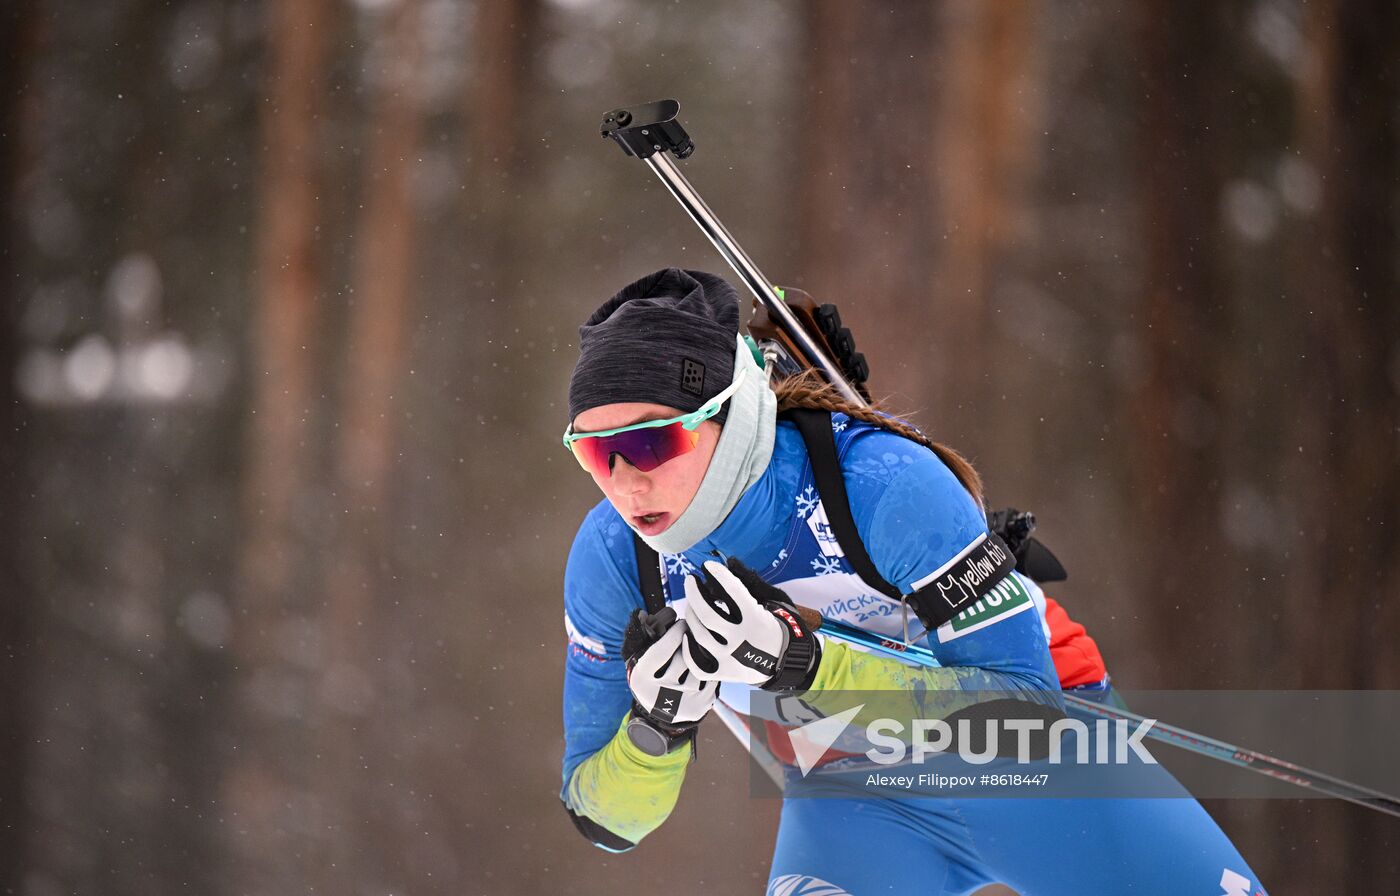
[{"left": 570, "top": 422, "right": 700, "bottom": 477}]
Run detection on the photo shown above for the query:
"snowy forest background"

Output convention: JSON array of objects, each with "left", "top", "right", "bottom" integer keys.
[{"left": 1, "top": 0, "right": 1398, "bottom": 893}]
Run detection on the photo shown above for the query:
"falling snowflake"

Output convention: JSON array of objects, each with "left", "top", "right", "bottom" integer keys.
[
  {"left": 811, "top": 555, "right": 844, "bottom": 576},
  {"left": 795, "top": 485, "right": 819, "bottom": 520},
  {"left": 663, "top": 553, "right": 697, "bottom": 576}
]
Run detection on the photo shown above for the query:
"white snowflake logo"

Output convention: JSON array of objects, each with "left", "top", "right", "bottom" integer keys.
[
  {"left": 811, "top": 555, "right": 843, "bottom": 576},
  {"left": 768, "top": 874, "right": 852, "bottom": 896},
  {"left": 795, "top": 485, "right": 819, "bottom": 520},
  {"left": 831, "top": 417, "right": 848, "bottom": 434},
  {"left": 769, "top": 548, "right": 789, "bottom": 568},
  {"left": 663, "top": 553, "right": 697, "bottom": 576}
]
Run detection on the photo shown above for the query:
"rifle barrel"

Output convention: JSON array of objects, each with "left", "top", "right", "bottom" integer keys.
[{"left": 643, "top": 152, "right": 863, "bottom": 404}]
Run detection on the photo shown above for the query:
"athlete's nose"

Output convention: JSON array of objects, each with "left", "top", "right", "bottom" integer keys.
[{"left": 609, "top": 455, "right": 651, "bottom": 497}]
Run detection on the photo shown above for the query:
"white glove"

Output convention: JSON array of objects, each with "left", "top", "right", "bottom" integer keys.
[
  {"left": 680, "top": 559, "right": 821, "bottom": 690},
  {"left": 625, "top": 609, "right": 718, "bottom": 727}
]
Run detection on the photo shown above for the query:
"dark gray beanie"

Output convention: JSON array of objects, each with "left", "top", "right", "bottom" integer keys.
[{"left": 569, "top": 268, "right": 741, "bottom": 425}]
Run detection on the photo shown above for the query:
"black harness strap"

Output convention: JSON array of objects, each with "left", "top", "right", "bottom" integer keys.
[
  {"left": 786, "top": 408, "right": 1024, "bottom": 632},
  {"left": 781, "top": 408, "right": 904, "bottom": 600},
  {"left": 629, "top": 409, "right": 1064, "bottom": 627},
  {"left": 633, "top": 532, "right": 666, "bottom": 614}
]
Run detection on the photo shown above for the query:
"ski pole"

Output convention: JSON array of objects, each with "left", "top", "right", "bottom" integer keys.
[{"left": 796, "top": 608, "right": 1400, "bottom": 820}]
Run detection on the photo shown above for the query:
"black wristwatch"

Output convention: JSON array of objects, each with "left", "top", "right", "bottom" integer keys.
[
  {"left": 762, "top": 603, "right": 822, "bottom": 692},
  {"left": 626, "top": 713, "right": 696, "bottom": 757}
]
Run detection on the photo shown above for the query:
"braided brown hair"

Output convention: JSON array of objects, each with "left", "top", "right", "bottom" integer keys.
[{"left": 771, "top": 369, "right": 985, "bottom": 508}]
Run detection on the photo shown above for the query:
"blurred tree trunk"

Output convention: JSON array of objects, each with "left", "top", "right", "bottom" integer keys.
[
  {"left": 462, "top": 0, "right": 543, "bottom": 347},
  {"left": 1132, "top": 1, "right": 1231, "bottom": 685},
  {"left": 796, "top": 0, "right": 857, "bottom": 286},
  {"left": 931, "top": 0, "right": 1041, "bottom": 474},
  {"left": 0, "top": 4, "right": 36, "bottom": 889},
  {"left": 230, "top": 0, "right": 332, "bottom": 887},
  {"left": 932, "top": 0, "right": 1038, "bottom": 425},
  {"left": 1282, "top": 0, "right": 1400, "bottom": 888},
  {"left": 1292, "top": 0, "right": 1400, "bottom": 690},
  {"left": 797, "top": 1, "right": 1044, "bottom": 475},
  {"left": 449, "top": 0, "right": 541, "bottom": 406},
  {"left": 329, "top": 0, "right": 424, "bottom": 686},
  {"left": 459, "top": 0, "right": 542, "bottom": 416},
  {"left": 320, "top": 0, "right": 425, "bottom": 881},
  {"left": 467, "top": 0, "right": 540, "bottom": 209},
  {"left": 241, "top": 0, "right": 332, "bottom": 612},
  {"left": 795, "top": 1, "right": 943, "bottom": 414}
]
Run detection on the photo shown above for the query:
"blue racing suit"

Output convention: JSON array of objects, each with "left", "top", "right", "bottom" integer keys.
[{"left": 562, "top": 414, "right": 1268, "bottom": 895}]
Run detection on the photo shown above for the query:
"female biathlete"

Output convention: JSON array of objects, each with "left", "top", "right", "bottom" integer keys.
[{"left": 559, "top": 268, "right": 1268, "bottom": 895}]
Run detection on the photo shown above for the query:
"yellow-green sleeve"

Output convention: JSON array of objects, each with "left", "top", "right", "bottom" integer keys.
[
  {"left": 799, "top": 641, "right": 1019, "bottom": 733},
  {"left": 563, "top": 715, "right": 692, "bottom": 846}
]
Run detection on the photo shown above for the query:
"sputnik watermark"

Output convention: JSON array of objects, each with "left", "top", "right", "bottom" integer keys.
[
  {"left": 865, "top": 717, "right": 1159, "bottom": 767},
  {"left": 787, "top": 704, "right": 1158, "bottom": 778}
]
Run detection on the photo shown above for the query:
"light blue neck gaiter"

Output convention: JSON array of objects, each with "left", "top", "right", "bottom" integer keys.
[{"left": 636, "top": 338, "right": 777, "bottom": 555}]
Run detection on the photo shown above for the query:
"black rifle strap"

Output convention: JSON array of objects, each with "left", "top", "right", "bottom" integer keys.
[
  {"left": 630, "top": 411, "right": 1067, "bottom": 629},
  {"left": 782, "top": 408, "right": 904, "bottom": 601},
  {"left": 631, "top": 531, "right": 702, "bottom": 763},
  {"left": 629, "top": 409, "right": 905, "bottom": 611},
  {"left": 633, "top": 533, "right": 666, "bottom": 614}
]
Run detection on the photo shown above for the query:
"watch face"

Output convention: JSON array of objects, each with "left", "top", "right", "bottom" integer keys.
[{"left": 626, "top": 717, "right": 671, "bottom": 757}]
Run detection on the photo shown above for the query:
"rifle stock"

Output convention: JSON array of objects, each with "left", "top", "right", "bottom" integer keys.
[{"left": 747, "top": 287, "right": 872, "bottom": 402}]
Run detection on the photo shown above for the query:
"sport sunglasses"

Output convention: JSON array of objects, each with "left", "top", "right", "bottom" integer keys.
[{"left": 562, "top": 363, "right": 749, "bottom": 478}]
